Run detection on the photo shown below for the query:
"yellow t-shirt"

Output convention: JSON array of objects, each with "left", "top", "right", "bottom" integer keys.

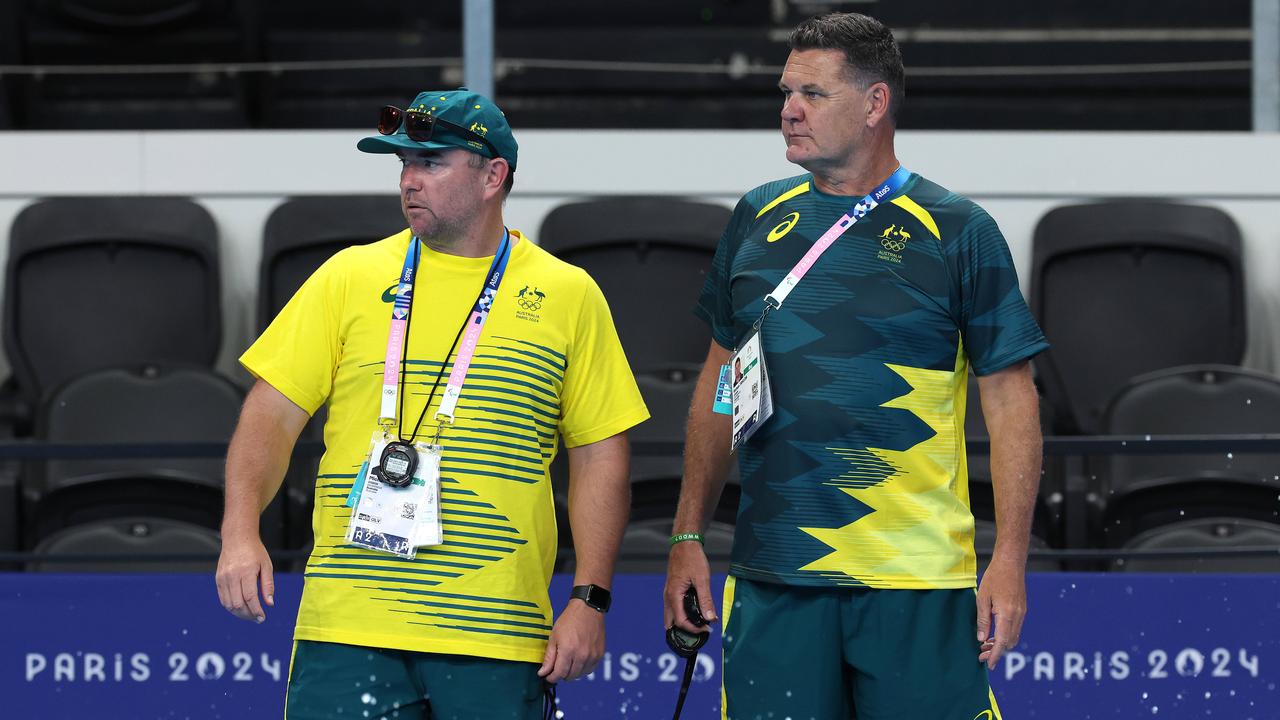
[{"left": 241, "top": 229, "right": 649, "bottom": 663}]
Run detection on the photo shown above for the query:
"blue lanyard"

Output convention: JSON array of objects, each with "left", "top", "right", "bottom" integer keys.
[{"left": 379, "top": 232, "right": 512, "bottom": 425}]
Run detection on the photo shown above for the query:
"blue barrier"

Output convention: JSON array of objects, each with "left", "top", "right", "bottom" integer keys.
[{"left": 4, "top": 573, "right": 1277, "bottom": 718}]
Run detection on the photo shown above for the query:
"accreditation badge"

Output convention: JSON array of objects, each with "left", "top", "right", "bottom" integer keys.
[
  {"left": 345, "top": 432, "right": 443, "bottom": 557},
  {"left": 729, "top": 327, "right": 774, "bottom": 453}
]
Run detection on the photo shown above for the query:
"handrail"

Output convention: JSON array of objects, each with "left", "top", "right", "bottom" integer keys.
[{"left": 0, "top": 434, "right": 1278, "bottom": 459}]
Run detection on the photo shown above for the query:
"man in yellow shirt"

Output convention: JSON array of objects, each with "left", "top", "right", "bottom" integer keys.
[{"left": 215, "top": 88, "right": 649, "bottom": 719}]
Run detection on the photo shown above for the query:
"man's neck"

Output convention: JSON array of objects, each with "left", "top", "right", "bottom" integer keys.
[
  {"left": 421, "top": 217, "right": 510, "bottom": 258},
  {"left": 809, "top": 137, "right": 901, "bottom": 197}
]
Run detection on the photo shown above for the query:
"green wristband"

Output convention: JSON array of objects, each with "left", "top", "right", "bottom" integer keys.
[{"left": 669, "top": 532, "right": 705, "bottom": 546}]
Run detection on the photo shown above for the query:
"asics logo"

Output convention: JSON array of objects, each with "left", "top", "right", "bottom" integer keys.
[{"left": 767, "top": 212, "right": 800, "bottom": 243}]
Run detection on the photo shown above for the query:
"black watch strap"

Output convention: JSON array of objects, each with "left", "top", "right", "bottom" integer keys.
[{"left": 570, "top": 584, "right": 612, "bottom": 613}]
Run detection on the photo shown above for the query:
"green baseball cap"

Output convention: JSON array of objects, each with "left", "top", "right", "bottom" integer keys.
[{"left": 357, "top": 88, "right": 518, "bottom": 170}]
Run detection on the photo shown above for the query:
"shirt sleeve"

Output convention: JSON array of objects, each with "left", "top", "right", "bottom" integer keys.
[
  {"left": 693, "top": 196, "right": 751, "bottom": 350},
  {"left": 558, "top": 272, "right": 650, "bottom": 448},
  {"left": 239, "top": 253, "right": 347, "bottom": 415},
  {"left": 948, "top": 204, "right": 1050, "bottom": 376}
]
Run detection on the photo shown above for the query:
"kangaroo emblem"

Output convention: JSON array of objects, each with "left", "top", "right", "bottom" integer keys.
[
  {"left": 517, "top": 286, "right": 545, "bottom": 311},
  {"left": 879, "top": 224, "right": 897, "bottom": 238}
]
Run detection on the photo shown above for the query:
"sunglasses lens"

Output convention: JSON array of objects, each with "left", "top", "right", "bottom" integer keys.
[
  {"left": 377, "top": 106, "right": 401, "bottom": 136},
  {"left": 404, "top": 113, "right": 435, "bottom": 143}
]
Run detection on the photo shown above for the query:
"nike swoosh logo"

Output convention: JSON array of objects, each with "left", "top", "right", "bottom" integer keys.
[{"left": 381, "top": 284, "right": 398, "bottom": 303}]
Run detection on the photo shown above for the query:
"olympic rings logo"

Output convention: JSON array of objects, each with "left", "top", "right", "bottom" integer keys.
[{"left": 881, "top": 238, "right": 906, "bottom": 252}]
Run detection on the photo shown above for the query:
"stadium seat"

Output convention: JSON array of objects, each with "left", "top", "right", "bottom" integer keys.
[
  {"left": 1030, "top": 201, "right": 1244, "bottom": 434},
  {"left": 538, "top": 196, "right": 730, "bottom": 375},
  {"left": 4, "top": 197, "right": 222, "bottom": 427},
  {"left": 260, "top": 195, "right": 405, "bottom": 548},
  {"left": 540, "top": 197, "right": 730, "bottom": 513},
  {"left": 1099, "top": 477, "right": 1280, "bottom": 550},
  {"left": 1096, "top": 364, "right": 1280, "bottom": 546},
  {"left": 259, "top": 195, "right": 405, "bottom": 330},
  {"left": 27, "top": 516, "right": 220, "bottom": 573},
  {"left": 1102, "top": 364, "right": 1280, "bottom": 488},
  {"left": 1113, "top": 517, "right": 1280, "bottom": 573},
  {"left": 24, "top": 365, "right": 257, "bottom": 545}
]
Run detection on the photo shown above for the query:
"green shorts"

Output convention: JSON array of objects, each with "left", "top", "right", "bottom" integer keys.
[
  {"left": 284, "top": 639, "right": 548, "bottom": 720},
  {"left": 720, "top": 576, "right": 1002, "bottom": 720}
]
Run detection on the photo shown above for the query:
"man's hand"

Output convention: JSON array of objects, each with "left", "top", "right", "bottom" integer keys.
[
  {"left": 538, "top": 599, "right": 606, "bottom": 683},
  {"left": 664, "top": 541, "right": 717, "bottom": 634},
  {"left": 976, "top": 555, "right": 1026, "bottom": 670},
  {"left": 215, "top": 534, "right": 275, "bottom": 623}
]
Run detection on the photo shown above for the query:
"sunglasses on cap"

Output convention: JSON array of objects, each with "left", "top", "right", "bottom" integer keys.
[{"left": 377, "top": 105, "right": 500, "bottom": 159}]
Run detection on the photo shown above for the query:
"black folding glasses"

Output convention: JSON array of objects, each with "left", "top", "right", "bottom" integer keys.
[{"left": 377, "top": 105, "right": 500, "bottom": 159}]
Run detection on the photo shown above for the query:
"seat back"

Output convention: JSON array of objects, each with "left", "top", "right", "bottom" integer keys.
[
  {"left": 5, "top": 197, "right": 221, "bottom": 405},
  {"left": 38, "top": 365, "right": 242, "bottom": 493},
  {"left": 1104, "top": 364, "right": 1280, "bottom": 493},
  {"left": 1031, "top": 201, "right": 1244, "bottom": 433},
  {"left": 28, "top": 516, "right": 220, "bottom": 573},
  {"left": 1100, "top": 477, "right": 1280, "bottom": 547},
  {"left": 1114, "top": 517, "right": 1280, "bottom": 573},
  {"left": 538, "top": 197, "right": 730, "bottom": 374},
  {"left": 259, "top": 195, "right": 405, "bottom": 328},
  {"left": 26, "top": 366, "right": 255, "bottom": 544}
]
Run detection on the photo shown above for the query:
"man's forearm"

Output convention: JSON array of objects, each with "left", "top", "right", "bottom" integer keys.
[
  {"left": 672, "top": 342, "right": 734, "bottom": 535},
  {"left": 566, "top": 434, "right": 631, "bottom": 587},
  {"left": 979, "top": 363, "right": 1043, "bottom": 560},
  {"left": 221, "top": 382, "right": 307, "bottom": 538}
]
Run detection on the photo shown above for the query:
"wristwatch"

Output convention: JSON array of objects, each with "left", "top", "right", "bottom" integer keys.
[{"left": 570, "top": 584, "right": 612, "bottom": 613}]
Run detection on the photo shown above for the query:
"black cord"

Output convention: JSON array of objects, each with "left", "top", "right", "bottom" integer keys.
[
  {"left": 394, "top": 234, "right": 511, "bottom": 445},
  {"left": 543, "top": 681, "right": 558, "bottom": 720},
  {"left": 671, "top": 654, "right": 697, "bottom": 720}
]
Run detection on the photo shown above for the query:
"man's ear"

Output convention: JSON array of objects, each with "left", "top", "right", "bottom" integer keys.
[
  {"left": 866, "top": 82, "right": 892, "bottom": 128},
  {"left": 484, "top": 158, "right": 510, "bottom": 197}
]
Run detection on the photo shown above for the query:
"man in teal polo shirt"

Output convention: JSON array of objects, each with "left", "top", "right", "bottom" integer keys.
[{"left": 664, "top": 13, "right": 1048, "bottom": 719}]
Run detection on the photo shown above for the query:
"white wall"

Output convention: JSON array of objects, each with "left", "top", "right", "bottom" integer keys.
[{"left": 1, "top": 129, "right": 1277, "bottom": 382}]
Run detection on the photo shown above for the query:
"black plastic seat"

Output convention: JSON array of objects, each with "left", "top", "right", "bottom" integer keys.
[
  {"left": 261, "top": 195, "right": 405, "bottom": 547},
  {"left": 1103, "top": 364, "right": 1280, "bottom": 488},
  {"left": 1113, "top": 517, "right": 1280, "bottom": 573},
  {"left": 1097, "top": 365, "right": 1280, "bottom": 546},
  {"left": 540, "top": 197, "right": 730, "bottom": 520},
  {"left": 260, "top": 195, "right": 405, "bottom": 330},
  {"left": 1030, "top": 201, "right": 1244, "bottom": 434},
  {"left": 538, "top": 196, "right": 730, "bottom": 376},
  {"left": 28, "top": 516, "right": 221, "bottom": 573},
  {"left": 26, "top": 365, "right": 254, "bottom": 545},
  {"left": 1100, "top": 477, "right": 1280, "bottom": 550},
  {"left": 4, "top": 197, "right": 221, "bottom": 421}
]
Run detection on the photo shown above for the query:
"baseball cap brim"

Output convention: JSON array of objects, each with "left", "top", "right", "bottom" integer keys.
[{"left": 357, "top": 134, "right": 464, "bottom": 155}]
